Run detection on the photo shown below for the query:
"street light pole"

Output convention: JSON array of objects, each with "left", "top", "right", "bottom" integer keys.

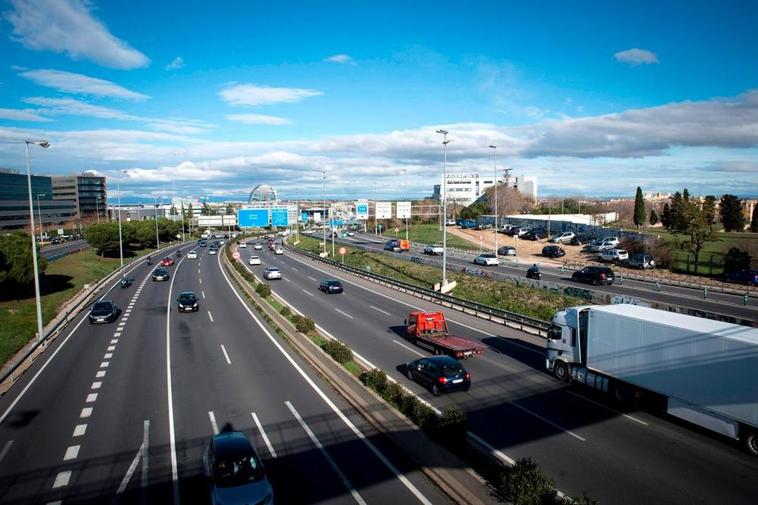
[
  {"left": 154, "top": 196, "right": 161, "bottom": 250},
  {"left": 489, "top": 145, "right": 497, "bottom": 254},
  {"left": 117, "top": 170, "right": 126, "bottom": 275},
  {"left": 402, "top": 168, "right": 409, "bottom": 242},
  {"left": 36, "top": 193, "right": 46, "bottom": 241},
  {"left": 24, "top": 140, "right": 50, "bottom": 341},
  {"left": 436, "top": 129, "right": 453, "bottom": 289},
  {"left": 322, "top": 168, "right": 327, "bottom": 254}
]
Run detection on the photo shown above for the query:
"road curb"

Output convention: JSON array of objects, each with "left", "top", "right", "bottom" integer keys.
[{"left": 222, "top": 252, "right": 496, "bottom": 505}]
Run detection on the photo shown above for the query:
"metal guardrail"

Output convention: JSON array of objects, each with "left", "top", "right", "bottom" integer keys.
[{"left": 284, "top": 242, "right": 552, "bottom": 336}]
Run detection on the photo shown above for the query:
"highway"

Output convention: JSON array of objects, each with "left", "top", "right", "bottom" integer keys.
[
  {"left": 244, "top": 238, "right": 758, "bottom": 505},
  {"left": 340, "top": 232, "right": 758, "bottom": 322},
  {"left": 0, "top": 243, "right": 447, "bottom": 504},
  {"left": 40, "top": 240, "right": 89, "bottom": 261}
]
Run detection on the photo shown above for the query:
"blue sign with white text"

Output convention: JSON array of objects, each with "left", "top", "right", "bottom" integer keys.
[
  {"left": 271, "top": 208, "right": 289, "bottom": 227},
  {"left": 238, "top": 208, "right": 269, "bottom": 227},
  {"left": 301, "top": 212, "right": 308, "bottom": 222}
]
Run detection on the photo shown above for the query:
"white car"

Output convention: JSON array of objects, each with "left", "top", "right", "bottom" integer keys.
[
  {"left": 424, "top": 244, "right": 444, "bottom": 255},
  {"left": 186, "top": 250, "right": 198, "bottom": 259},
  {"left": 263, "top": 267, "right": 282, "bottom": 280},
  {"left": 253, "top": 243, "right": 263, "bottom": 250},
  {"left": 239, "top": 242, "right": 247, "bottom": 248},
  {"left": 590, "top": 237, "right": 620, "bottom": 252},
  {"left": 248, "top": 255, "right": 261, "bottom": 265},
  {"left": 598, "top": 249, "right": 629, "bottom": 263},
  {"left": 208, "top": 248, "right": 217, "bottom": 255},
  {"left": 274, "top": 247, "right": 284, "bottom": 255},
  {"left": 550, "top": 232, "right": 575, "bottom": 244},
  {"left": 473, "top": 253, "right": 500, "bottom": 266}
]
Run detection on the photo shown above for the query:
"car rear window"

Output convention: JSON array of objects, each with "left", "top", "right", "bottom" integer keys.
[{"left": 442, "top": 364, "right": 464, "bottom": 376}]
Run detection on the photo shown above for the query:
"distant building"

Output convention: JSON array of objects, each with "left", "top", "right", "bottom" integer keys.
[
  {"left": 52, "top": 172, "right": 108, "bottom": 223},
  {"left": 108, "top": 204, "right": 165, "bottom": 222},
  {"left": 515, "top": 175, "right": 538, "bottom": 200},
  {"left": 742, "top": 199, "right": 757, "bottom": 223},
  {"left": 438, "top": 173, "right": 504, "bottom": 206},
  {"left": 0, "top": 170, "right": 77, "bottom": 232}
]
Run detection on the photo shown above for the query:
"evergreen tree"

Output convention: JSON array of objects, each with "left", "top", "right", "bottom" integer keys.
[
  {"left": 661, "top": 203, "right": 671, "bottom": 228},
  {"left": 633, "top": 187, "right": 646, "bottom": 227},
  {"left": 668, "top": 192, "right": 685, "bottom": 232},
  {"left": 750, "top": 205, "right": 758, "bottom": 233},
  {"left": 719, "top": 194, "right": 745, "bottom": 232},
  {"left": 649, "top": 209, "right": 658, "bottom": 226},
  {"left": 702, "top": 195, "right": 717, "bottom": 225},
  {"left": 682, "top": 188, "right": 690, "bottom": 201}
]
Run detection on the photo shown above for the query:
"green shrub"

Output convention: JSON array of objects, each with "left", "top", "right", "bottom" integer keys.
[
  {"left": 363, "top": 368, "right": 388, "bottom": 394},
  {"left": 436, "top": 406, "right": 467, "bottom": 440},
  {"left": 255, "top": 283, "right": 271, "bottom": 298},
  {"left": 492, "top": 458, "right": 558, "bottom": 505},
  {"left": 383, "top": 381, "right": 405, "bottom": 407},
  {"left": 321, "top": 339, "right": 353, "bottom": 364},
  {"left": 279, "top": 305, "right": 292, "bottom": 317},
  {"left": 413, "top": 402, "right": 437, "bottom": 431},
  {"left": 295, "top": 316, "right": 315, "bottom": 334},
  {"left": 400, "top": 393, "right": 420, "bottom": 419}
]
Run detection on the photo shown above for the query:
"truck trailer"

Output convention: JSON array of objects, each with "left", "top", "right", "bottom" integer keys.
[
  {"left": 405, "top": 311, "right": 486, "bottom": 359},
  {"left": 546, "top": 304, "right": 758, "bottom": 455}
]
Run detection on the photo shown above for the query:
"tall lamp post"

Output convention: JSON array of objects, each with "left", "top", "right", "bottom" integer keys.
[
  {"left": 401, "top": 168, "right": 409, "bottom": 242},
  {"left": 154, "top": 196, "right": 161, "bottom": 250},
  {"left": 25, "top": 140, "right": 50, "bottom": 341},
  {"left": 436, "top": 130, "right": 453, "bottom": 289},
  {"left": 117, "top": 170, "right": 126, "bottom": 276},
  {"left": 321, "top": 168, "right": 327, "bottom": 254},
  {"left": 36, "top": 193, "right": 46, "bottom": 241},
  {"left": 489, "top": 145, "right": 498, "bottom": 254}
]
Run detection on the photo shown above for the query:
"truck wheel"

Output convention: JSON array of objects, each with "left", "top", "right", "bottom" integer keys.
[
  {"left": 742, "top": 429, "right": 758, "bottom": 457},
  {"left": 554, "top": 361, "right": 570, "bottom": 382},
  {"left": 431, "top": 384, "right": 441, "bottom": 397}
]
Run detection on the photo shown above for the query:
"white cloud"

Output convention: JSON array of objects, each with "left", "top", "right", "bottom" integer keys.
[
  {"left": 225, "top": 114, "right": 292, "bottom": 125},
  {"left": 614, "top": 48, "right": 659, "bottom": 66},
  {"left": 5, "top": 0, "right": 149, "bottom": 69},
  {"left": 165, "top": 57, "right": 185, "bottom": 70},
  {"left": 24, "top": 96, "right": 135, "bottom": 119},
  {"left": 218, "top": 84, "right": 323, "bottom": 106},
  {"left": 0, "top": 107, "right": 51, "bottom": 122},
  {"left": 20, "top": 69, "right": 149, "bottom": 101},
  {"left": 324, "top": 54, "right": 354, "bottom": 64}
]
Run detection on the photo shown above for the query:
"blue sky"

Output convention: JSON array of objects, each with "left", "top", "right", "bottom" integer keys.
[{"left": 0, "top": 0, "right": 756, "bottom": 202}]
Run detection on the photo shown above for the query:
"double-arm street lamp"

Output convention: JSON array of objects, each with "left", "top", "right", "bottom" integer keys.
[
  {"left": 436, "top": 130, "right": 453, "bottom": 289},
  {"left": 24, "top": 140, "right": 50, "bottom": 341}
]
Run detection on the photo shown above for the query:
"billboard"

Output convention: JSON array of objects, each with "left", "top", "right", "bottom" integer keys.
[
  {"left": 375, "top": 201, "right": 392, "bottom": 219},
  {"left": 396, "top": 201, "right": 411, "bottom": 219},
  {"left": 355, "top": 201, "right": 369, "bottom": 220},
  {"left": 238, "top": 208, "right": 269, "bottom": 227},
  {"left": 271, "top": 207, "right": 289, "bottom": 227},
  {"left": 301, "top": 212, "right": 308, "bottom": 222}
]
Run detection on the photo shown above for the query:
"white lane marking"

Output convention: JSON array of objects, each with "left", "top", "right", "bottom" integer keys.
[
  {"left": 207, "top": 311, "right": 214, "bottom": 323},
  {"left": 291, "top": 267, "right": 299, "bottom": 271},
  {"left": 199, "top": 277, "right": 202, "bottom": 284},
  {"left": 301, "top": 289, "right": 314, "bottom": 297},
  {"left": 80, "top": 407, "right": 93, "bottom": 418},
  {"left": 116, "top": 419, "right": 150, "bottom": 495},
  {"left": 110, "top": 339, "right": 118, "bottom": 344},
  {"left": 0, "top": 440, "right": 13, "bottom": 465},
  {"left": 208, "top": 411, "right": 219, "bottom": 434},
  {"left": 566, "top": 391, "right": 649, "bottom": 426},
  {"left": 46, "top": 501, "right": 62, "bottom": 505},
  {"left": 467, "top": 432, "right": 516, "bottom": 465},
  {"left": 201, "top": 291, "right": 206, "bottom": 299},
  {"left": 86, "top": 393, "right": 98, "bottom": 403},
  {"left": 307, "top": 275, "right": 317, "bottom": 281},
  {"left": 286, "top": 401, "right": 367, "bottom": 505},
  {"left": 104, "top": 353, "right": 113, "bottom": 359},
  {"left": 107, "top": 345, "right": 115, "bottom": 351},
  {"left": 114, "top": 332, "right": 122, "bottom": 337},
  {"left": 370, "top": 305, "right": 392, "bottom": 316},
  {"left": 284, "top": 278, "right": 291, "bottom": 283},
  {"left": 392, "top": 340, "right": 425, "bottom": 358},
  {"left": 52, "top": 470, "right": 71, "bottom": 488},
  {"left": 220, "top": 345, "right": 232, "bottom": 365},
  {"left": 142, "top": 419, "right": 149, "bottom": 490},
  {"left": 96, "top": 370, "right": 106, "bottom": 378},
  {"left": 335, "top": 308, "right": 354, "bottom": 319},
  {"left": 511, "top": 401, "right": 586, "bottom": 442},
  {"left": 91, "top": 381, "right": 102, "bottom": 389},
  {"left": 73, "top": 424, "right": 87, "bottom": 437},
  {"left": 100, "top": 361, "right": 109, "bottom": 368},
  {"left": 63, "top": 445, "right": 80, "bottom": 461},
  {"left": 251, "top": 412, "right": 277, "bottom": 458},
  {"left": 219, "top": 254, "right": 432, "bottom": 505}
]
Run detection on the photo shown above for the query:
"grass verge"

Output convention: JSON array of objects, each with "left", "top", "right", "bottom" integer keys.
[{"left": 382, "top": 223, "right": 480, "bottom": 250}]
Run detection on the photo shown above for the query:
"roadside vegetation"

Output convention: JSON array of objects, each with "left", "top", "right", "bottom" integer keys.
[{"left": 382, "top": 223, "right": 480, "bottom": 251}]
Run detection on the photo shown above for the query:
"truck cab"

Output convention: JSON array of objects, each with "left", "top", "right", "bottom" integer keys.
[{"left": 546, "top": 306, "right": 590, "bottom": 382}]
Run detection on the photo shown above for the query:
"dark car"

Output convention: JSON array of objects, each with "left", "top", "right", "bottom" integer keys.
[
  {"left": 203, "top": 431, "right": 273, "bottom": 505},
  {"left": 319, "top": 279, "right": 344, "bottom": 294},
  {"left": 570, "top": 234, "right": 594, "bottom": 246},
  {"left": 199, "top": 240, "right": 208, "bottom": 247},
  {"left": 571, "top": 266, "right": 615, "bottom": 285},
  {"left": 723, "top": 269, "right": 758, "bottom": 286},
  {"left": 88, "top": 300, "right": 121, "bottom": 324},
  {"left": 177, "top": 292, "right": 199, "bottom": 312},
  {"left": 384, "top": 240, "right": 401, "bottom": 252},
  {"left": 497, "top": 246, "right": 517, "bottom": 256},
  {"left": 523, "top": 229, "right": 548, "bottom": 241},
  {"left": 152, "top": 267, "right": 170, "bottom": 281},
  {"left": 405, "top": 355, "right": 471, "bottom": 396},
  {"left": 542, "top": 245, "right": 566, "bottom": 258}
]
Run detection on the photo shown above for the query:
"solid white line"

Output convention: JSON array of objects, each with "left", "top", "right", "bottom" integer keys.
[
  {"left": 80, "top": 407, "right": 93, "bottom": 418},
  {"left": 207, "top": 311, "right": 214, "bottom": 323},
  {"left": 219, "top": 252, "right": 432, "bottom": 504},
  {"left": 392, "top": 339, "right": 425, "bottom": 358},
  {"left": 208, "top": 411, "right": 219, "bottom": 434},
  {"left": 165, "top": 256, "right": 186, "bottom": 505},
  {"left": 335, "top": 308, "right": 354, "bottom": 319},
  {"left": 141, "top": 420, "right": 149, "bottom": 490},
  {"left": 0, "top": 440, "right": 13, "bottom": 466},
  {"left": 301, "top": 289, "right": 314, "bottom": 297},
  {"left": 63, "top": 445, "right": 80, "bottom": 461},
  {"left": 565, "top": 391, "right": 649, "bottom": 426},
  {"left": 370, "top": 305, "right": 392, "bottom": 316},
  {"left": 286, "top": 401, "right": 367, "bottom": 505},
  {"left": 91, "top": 381, "right": 102, "bottom": 389},
  {"left": 115, "top": 420, "right": 149, "bottom": 495},
  {"left": 201, "top": 291, "right": 205, "bottom": 299},
  {"left": 73, "top": 424, "right": 86, "bottom": 437},
  {"left": 220, "top": 345, "right": 231, "bottom": 365},
  {"left": 511, "top": 401, "right": 586, "bottom": 442},
  {"left": 86, "top": 393, "right": 98, "bottom": 403},
  {"left": 252, "top": 412, "right": 277, "bottom": 458},
  {"left": 467, "top": 432, "right": 516, "bottom": 465},
  {"left": 96, "top": 370, "right": 106, "bottom": 378},
  {"left": 52, "top": 470, "right": 71, "bottom": 488}
]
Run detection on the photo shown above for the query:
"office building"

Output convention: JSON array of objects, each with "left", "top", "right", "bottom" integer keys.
[
  {"left": 515, "top": 175, "right": 538, "bottom": 200},
  {"left": 437, "top": 173, "right": 503, "bottom": 206},
  {"left": 52, "top": 172, "right": 108, "bottom": 223},
  {"left": 0, "top": 169, "right": 77, "bottom": 232}
]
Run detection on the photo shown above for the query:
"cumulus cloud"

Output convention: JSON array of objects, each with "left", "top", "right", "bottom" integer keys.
[
  {"left": 165, "top": 57, "right": 185, "bottom": 70},
  {"left": 20, "top": 69, "right": 149, "bottom": 100},
  {"left": 225, "top": 113, "right": 292, "bottom": 125},
  {"left": 614, "top": 48, "right": 659, "bottom": 66},
  {"left": 218, "top": 84, "right": 323, "bottom": 106},
  {"left": 0, "top": 107, "right": 51, "bottom": 122},
  {"left": 5, "top": 0, "right": 149, "bottom": 69},
  {"left": 324, "top": 54, "right": 354, "bottom": 64}
]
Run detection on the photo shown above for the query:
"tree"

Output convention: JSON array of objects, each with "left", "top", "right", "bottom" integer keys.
[
  {"left": 702, "top": 195, "right": 717, "bottom": 225},
  {"left": 201, "top": 201, "right": 212, "bottom": 216},
  {"left": 84, "top": 222, "right": 122, "bottom": 256},
  {"left": 649, "top": 209, "right": 658, "bottom": 226},
  {"left": 184, "top": 202, "right": 193, "bottom": 220},
  {"left": 169, "top": 205, "right": 178, "bottom": 216},
  {"left": 661, "top": 203, "right": 671, "bottom": 228},
  {"left": 723, "top": 247, "right": 751, "bottom": 273},
  {"left": 751, "top": 205, "right": 758, "bottom": 233},
  {"left": 686, "top": 204, "right": 717, "bottom": 273},
  {"left": 225, "top": 203, "right": 234, "bottom": 215},
  {"left": 719, "top": 194, "right": 745, "bottom": 232},
  {"left": 633, "top": 186, "right": 646, "bottom": 227},
  {"left": 668, "top": 192, "right": 685, "bottom": 232},
  {"left": 0, "top": 232, "right": 48, "bottom": 287}
]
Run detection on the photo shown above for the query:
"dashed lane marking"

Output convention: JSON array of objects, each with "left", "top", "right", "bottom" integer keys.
[
  {"left": 63, "top": 445, "right": 80, "bottom": 461},
  {"left": 73, "top": 424, "right": 86, "bottom": 437}
]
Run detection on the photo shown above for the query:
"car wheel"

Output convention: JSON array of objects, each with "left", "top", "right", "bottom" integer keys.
[
  {"left": 554, "top": 361, "right": 570, "bottom": 382},
  {"left": 571, "top": 273, "right": 578, "bottom": 282},
  {"left": 431, "top": 384, "right": 441, "bottom": 397},
  {"left": 406, "top": 369, "right": 414, "bottom": 380},
  {"left": 592, "top": 279, "right": 599, "bottom": 286}
]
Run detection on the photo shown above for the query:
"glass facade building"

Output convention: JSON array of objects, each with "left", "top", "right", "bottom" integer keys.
[{"left": 0, "top": 171, "right": 77, "bottom": 231}]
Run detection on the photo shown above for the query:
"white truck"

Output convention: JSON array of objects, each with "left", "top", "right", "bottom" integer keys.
[{"left": 546, "top": 304, "right": 758, "bottom": 455}]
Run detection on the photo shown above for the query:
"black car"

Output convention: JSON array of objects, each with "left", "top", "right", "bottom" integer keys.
[
  {"left": 723, "top": 269, "right": 758, "bottom": 286},
  {"left": 384, "top": 240, "right": 401, "bottom": 252},
  {"left": 88, "top": 300, "right": 121, "bottom": 324},
  {"left": 523, "top": 229, "right": 548, "bottom": 241},
  {"left": 203, "top": 432, "right": 273, "bottom": 505},
  {"left": 152, "top": 267, "right": 170, "bottom": 281},
  {"left": 405, "top": 356, "right": 471, "bottom": 396},
  {"left": 199, "top": 240, "right": 208, "bottom": 247},
  {"left": 177, "top": 292, "right": 199, "bottom": 312},
  {"left": 319, "top": 279, "right": 344, "bottom": 294},
  {"left": 571, "top": 266, "right": 615, "bottom": 285},
  {"left": 570, "top": 234, "right": 594, "bottom": 246},
  {"left": 542, "top": 245, "right": 566, "bottom": 258}
]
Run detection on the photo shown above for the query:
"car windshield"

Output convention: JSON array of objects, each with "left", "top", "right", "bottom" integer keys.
[
  {"left": 268, "top": 268, "right": 279, "bottom": 272},
  {"left": 92, "top": 302, "right": 112, "bottom": 313},
  {"left": 179, "top": 294, "right": 196, "bottom": 303},
  {"left": 154, "top": 268, "right": 167, "bottom": 275},
  {"left": 212, "top": 450, "right": 265, "bottom": 487}
]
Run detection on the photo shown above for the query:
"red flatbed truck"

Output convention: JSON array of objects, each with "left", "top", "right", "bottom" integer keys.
[{"left": 405, "top": 311, "right": 486, "bottom": 359}]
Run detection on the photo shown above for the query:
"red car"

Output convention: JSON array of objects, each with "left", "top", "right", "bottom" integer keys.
[{"left": 161, "top": 257, "right": 175, "bottom": 266}]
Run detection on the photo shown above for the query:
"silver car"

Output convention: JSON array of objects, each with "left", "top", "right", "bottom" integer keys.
[
  {"left": 263, "top": 267, "right": 282, "bottom": 280},
  {"left": 203, "top": 432, "right": 273, "bottom": 505}
]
